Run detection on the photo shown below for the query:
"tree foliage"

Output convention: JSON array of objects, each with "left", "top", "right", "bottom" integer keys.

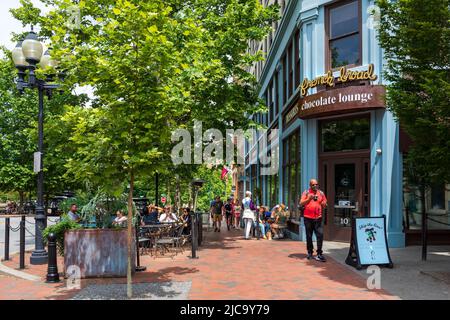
[
  {"left": 377, "top": 0, "right": 450, "bottom": 185},
  {"left": 11, "top": 0, "right": 278, "bottom": 296},
  {"left": 0, "top": 50, "right": 86, "bottom": 202}
]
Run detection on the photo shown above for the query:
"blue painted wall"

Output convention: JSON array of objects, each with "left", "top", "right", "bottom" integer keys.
[{"left": 243, "top": 0, "right": 405, "bottom": 247}]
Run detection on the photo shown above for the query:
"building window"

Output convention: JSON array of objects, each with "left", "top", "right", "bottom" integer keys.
[
  {"left": 245, "top": 168, "right": 251, "bottom": 193},
  {"left": 282, "top": 54, "right": 287, "bottom": 104},
  {"left": 326, "top": 0, "right": 361, "bottom": 69},
  {"left": 431, "top": 184, "right": 446, "bottom": 210},
  {"left": 268, "top": 172, "right": 279, "bottom": 208},
  {"left": 403, "top": 176, "right": 450, "bottom": 230},
  {"left": 275, "top": 72, "right": 279, "bottom": 116},
  {"left": 282, "top": 130, "right": 301, "bottom": 218},
  {"left": 288, "top": 41, "right": 293, "bottom": 97},
  {"left": 251, "top": 164, "right": 258, "bottom": 199},
  {"left": 294, "top": 29, "right": 301, "bottom": 89},
  {"left": 267, "top": 82, "right": 273, "bottom": 124},
  {"left": 320, "top": 117, "right": 370, "bottom": 153}
]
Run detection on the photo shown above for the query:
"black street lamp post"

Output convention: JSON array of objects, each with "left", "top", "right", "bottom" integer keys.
[
  {"left": 190, "top": 179, "right": 205, "bottom": 259},
  {"left": 12, "top": 27, "right": 63, "bottom": 265}
]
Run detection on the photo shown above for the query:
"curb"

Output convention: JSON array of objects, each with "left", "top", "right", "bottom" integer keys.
[{"left": 0, "top": 246, "right": 42, "bottom": 282}]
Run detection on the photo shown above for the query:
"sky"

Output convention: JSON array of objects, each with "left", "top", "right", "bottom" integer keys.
[
  {"left": 0, "top": 0, "right": 50, "bottom": 52},
  {"left": 0, "top": 0, "right": 94, "bottom": 99}
]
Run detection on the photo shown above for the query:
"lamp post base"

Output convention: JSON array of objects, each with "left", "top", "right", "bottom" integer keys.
[{"left": 30, "top": 250, "right": 48, "bottom": 265}]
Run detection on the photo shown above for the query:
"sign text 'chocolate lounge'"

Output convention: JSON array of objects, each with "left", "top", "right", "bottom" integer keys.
[
  {"left": 300, "top": 64, "right": 378, "bottom": 96},
  {"left": 298, "top": 85, "right": 386, "bottom": 119}
]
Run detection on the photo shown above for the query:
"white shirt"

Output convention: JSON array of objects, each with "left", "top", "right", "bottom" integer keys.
[
  {"left": 114, "top": 216, "right": 128, "bottom": 226},
  {"left": 159, "top": 213, "right": 178, "bottom": 223}
]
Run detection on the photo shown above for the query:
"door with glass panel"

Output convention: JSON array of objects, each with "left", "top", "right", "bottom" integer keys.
[
  {"left": 320, "top": 157, "right": 370, "bottom": 241},
  {"left": 318, "top": 115, "right": 371, "bottom": 242}
]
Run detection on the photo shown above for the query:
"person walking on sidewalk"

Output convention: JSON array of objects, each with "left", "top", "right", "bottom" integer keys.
[
  {"left": 224, "top": 198, "right": 233, "bottom": 231},
  {"left": 210, "top": 196, "right": 224, "bottom": 232},
  {"left": 234, "top": 198, "right": 241, "bottom": 229},
  {"left": 241, "top": 191, "right": 256, "bottom": 240},
  {"left": 299, "top": 179, "right": 327, "bottom": 262}
]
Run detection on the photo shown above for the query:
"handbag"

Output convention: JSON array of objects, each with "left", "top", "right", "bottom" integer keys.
[{"left": 242, "top": 208, "right": 255, "bottom": 220}]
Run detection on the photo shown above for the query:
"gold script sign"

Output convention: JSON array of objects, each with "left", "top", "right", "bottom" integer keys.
[{"left": 301, "top": 64, "right": 378, "bottom": 96}]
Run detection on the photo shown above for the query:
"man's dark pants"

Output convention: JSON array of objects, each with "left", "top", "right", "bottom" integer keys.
[{"left": 304, "top": 217, "right": 323, "bottom": 255}]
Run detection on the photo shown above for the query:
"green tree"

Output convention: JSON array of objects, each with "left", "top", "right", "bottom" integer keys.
[
  {"left": 0, "top": 54, "right": 35, "bottom": 205},
  {"left": 377, "top": 0, "right": 450, "bottom": 259},
  {"left": 12, "top": 0, "right": 277, "bottom": 296},
  {"left": 0, "top": 50, "right": 85, "bottom": 206}
]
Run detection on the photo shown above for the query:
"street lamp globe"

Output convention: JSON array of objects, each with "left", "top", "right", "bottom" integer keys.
[
  {"left": 40, "top": 50, "right": 58, "bottom": 70},
  {"left": 11, "top": 41, "right": 29, "bottom": 68},
  {"left": 22, "top": 29, "right": 43, "bottom": 65}
]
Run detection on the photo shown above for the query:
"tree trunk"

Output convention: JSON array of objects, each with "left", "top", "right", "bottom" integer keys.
[
  {"left": 420, "top": 182, "right": 427, "bottom": 261},
  {"left": 175, "top": 174, "right": 181, "bottom": 214},
  {"left": 127, "top": 170, "right": 134, "bottom": 298},
  {"left": 19, "top": 191, "right": 25, "bottom": 208},
  {"left": 167, "top": 177, "right": 171, "bottom": 206}
]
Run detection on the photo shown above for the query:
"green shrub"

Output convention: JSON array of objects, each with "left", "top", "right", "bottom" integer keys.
[{"left": 42, "top": 215, "right": 82, "bottom": 256}]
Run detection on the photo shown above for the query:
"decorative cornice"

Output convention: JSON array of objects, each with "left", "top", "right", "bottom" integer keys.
[{"left": 297, "top": 7, "right": 319, "bottom": 28}]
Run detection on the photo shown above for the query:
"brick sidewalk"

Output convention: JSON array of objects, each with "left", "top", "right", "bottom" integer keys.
[{"left": 0, "top": 226, "right": 397, "bottom": 300}]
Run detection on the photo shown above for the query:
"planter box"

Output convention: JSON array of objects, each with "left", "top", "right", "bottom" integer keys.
[{"left": 64, "top": 228, "right": 135, "bottom": 278}]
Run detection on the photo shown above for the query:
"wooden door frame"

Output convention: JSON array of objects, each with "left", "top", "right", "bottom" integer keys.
[{"left": 319, "top": 154, "right": 369, "bottom": 241}]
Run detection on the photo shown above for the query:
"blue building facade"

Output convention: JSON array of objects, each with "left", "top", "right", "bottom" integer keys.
[{"left": 242, "top": 0, "right": 406, "bottom": 247}]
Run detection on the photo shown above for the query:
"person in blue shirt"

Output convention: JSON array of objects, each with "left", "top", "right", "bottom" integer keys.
[
  {"left": 141, "top": 204, "right": 161, "bottom": 225},
  {"left": 67, "top": 204, "right": 81, "bottom": 222},
  {"left": 256, "top": 206, "right": 271, "bottom": 239}
]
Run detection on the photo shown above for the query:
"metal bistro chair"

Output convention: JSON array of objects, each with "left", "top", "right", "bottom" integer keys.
[
  {"left": 171, "top": 223, "right": 186, "bottom": 254},
  {"left": 155, "top": 223, "right": 185, "bottom": 257},
  {"left": 153, "top": 224, "right": 175, "bottom": 258},
  {"left": 137, "top": 226, "right": 152, "bottom": 256}
]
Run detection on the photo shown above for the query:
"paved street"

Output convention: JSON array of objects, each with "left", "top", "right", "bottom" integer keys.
[
  {"left": 0, "top": 216, "right": 59, "bottom": 258},
  {"left": 0, "top": 224, "right": 398, "bottom": 300}
]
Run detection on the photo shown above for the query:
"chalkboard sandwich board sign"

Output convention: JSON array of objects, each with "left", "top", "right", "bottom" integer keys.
[{"left": 345, "top": 216, "right": 394, "bottom": 270}]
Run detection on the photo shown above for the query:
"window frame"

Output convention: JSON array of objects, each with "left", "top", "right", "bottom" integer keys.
[
  {"left": 294, "top": 29, "right": 301, "bottom": 89},
  {"left": 282, "top": 129, "right": 301, "bottom": 218},
  {"left": 288, "top": 40, "right": 293, "bottom": 97},
  {"left": 318, "top": 114, "right": 371, "bottom": 155},
  {"left": 325, "top": 0, "right": 362, "bottom": 71}
]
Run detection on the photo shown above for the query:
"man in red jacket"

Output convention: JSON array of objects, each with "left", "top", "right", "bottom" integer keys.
[{"left": 300, "top": 179, "right": 327, "bottom": 262}]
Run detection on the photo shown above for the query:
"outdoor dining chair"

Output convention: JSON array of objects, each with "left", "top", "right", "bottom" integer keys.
[
  {"left": 154, "top": 224, "right": 185, "bottom": 258},
  {"left": 137, "top": 226, "right": 151, "bottom": 255}
]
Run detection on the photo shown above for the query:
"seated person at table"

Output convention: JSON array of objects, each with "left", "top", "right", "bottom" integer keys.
[
  {"left": 270, "top": 204, "right": 287, "bottom": 239},
  {"left": 112, "top": 210, "right": 128, "bottom": 227},
  {"left": 261, "top": 206, "right": 273, "bottom": 240},
  {"left": 181, "top": 207, "right": 192, "bottom": 235},
  {"left": 159, "top": 206, "right": 178, "bottom": 223},
  {"left": 67, "top": 203, "right": 81, "bottom": 223},
  {"left": 141, "top": 204, "right": 160, "bottom": 225},
  {"left": 255, "top": 206, "right": 271, "bottom": 239}
]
